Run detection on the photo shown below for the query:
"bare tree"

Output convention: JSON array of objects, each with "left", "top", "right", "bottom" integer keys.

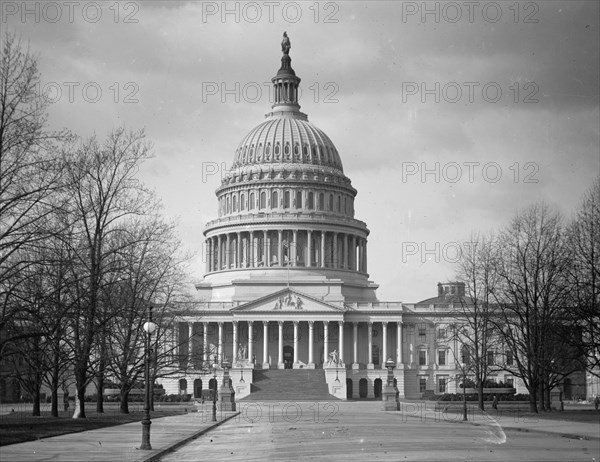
[
  {"left": 452, "top": 233, "right": 502, "bottom": 411},
  {"left": 0, "top": 32, "right": 69, "bottom": 362},
  {"left": 61, "top": 128, "right": 155, "bottom": 418},
  {"left": 493, "top": 203, "right": 572, "bottom": 413},
  {"left": 102, "top": 217, "right": 190, "bottom": 413}
]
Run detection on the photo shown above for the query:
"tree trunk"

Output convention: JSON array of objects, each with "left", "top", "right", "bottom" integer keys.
[
  {"left": 72, "top": 372, "right": 86, "bottom": 419},
  {"left": 538, "top": 381, "right": 546, "bottom": 412},
  {"left": 528, "top": 390, "right": 538, "bottom": 413},
  {"left": 544, "top": 387, "right": 551, "bottom": 411},
  {"left": 96, "top": 371, "right": 104, "bottom": 413},
  {"left": 120, "top": 389, "right": 130, "bottom": 414},
  {"left": 477, "top": 382, "right": 485, "bottom": 411},
  {"left": 32, "top": 383, "right": 41, "bottom": 416},
  {"left": 51, "top": 357, "right": 59, "bottom": 417}
]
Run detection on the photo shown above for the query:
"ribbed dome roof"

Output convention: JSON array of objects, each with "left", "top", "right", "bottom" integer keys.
[{"left": 232, "top": 113, "right": 343, "bottom": 171}]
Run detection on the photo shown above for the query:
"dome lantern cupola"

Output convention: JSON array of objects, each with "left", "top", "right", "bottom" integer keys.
[{"left": 271, "top": 32, "right": 301, "bottom": 112}]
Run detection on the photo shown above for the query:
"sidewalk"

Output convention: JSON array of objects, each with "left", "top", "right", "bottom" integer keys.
[
  {"left": 0, "top": 407, "right": 239, "bottom": 462},
  {"left": 397, "top": 400, "right": 600, "bottom": 440}
]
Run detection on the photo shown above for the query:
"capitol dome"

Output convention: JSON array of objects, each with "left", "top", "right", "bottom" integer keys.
[{"left": 200, "top": 33, "right": 378, "bottom": 304}]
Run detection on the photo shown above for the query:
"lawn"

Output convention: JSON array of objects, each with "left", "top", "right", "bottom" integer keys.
[{"left": 0, "top": 402, "right": 191, "bottom": 446}]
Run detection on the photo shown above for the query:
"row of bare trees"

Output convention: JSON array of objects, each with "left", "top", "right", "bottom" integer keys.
[
  {"left": 0, "top": 34, "right": 191, "bottom": 417},
  {"left": 452, "top": 183, "right": 599, "bottom": 413}
]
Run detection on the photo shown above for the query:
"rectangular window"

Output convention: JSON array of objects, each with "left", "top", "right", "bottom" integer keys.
[
  {"left": 438, "top": 377, "right": 447, "bottom": 393},
  {"left": 438, "top": 350, "right": 446, "bottom": 366},
  {"left": 419, "top": 377, "right": 427, "bottom": 392},
  {"left": 419, "top": 327, "right": 426, "bottom": 337},
  {"left": 419, "top": 350, "right": 427, "bottom": 366},
  {"left": 506, "top": 377, "right": 514, "bottom": 387},
  {"left": 438, "top": 328, "right": 446, "bottom": 338},
  {"left": 487, "top": 351, "right": 495, "bottom": 366},
  {"left": 506, "top": 351, "right": 513, "bottom": 366}
]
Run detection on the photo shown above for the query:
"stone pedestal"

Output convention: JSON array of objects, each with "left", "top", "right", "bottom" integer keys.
[
  {"left": 367, "top": 363, "right": 374, "bottom": 370},
  {"left": 382, "top": 384, "right": 397, "bottom": 411},
  {"left": 352, "top": 363, "right": 360, "bottom": 370}
]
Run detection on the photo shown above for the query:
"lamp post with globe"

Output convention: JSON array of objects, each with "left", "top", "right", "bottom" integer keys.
[
  {"left": 140, "top": 308, "right": 157, "bottom": 450},
  {"left": 460, "top": 362, "right": 469, "bottom": 422}
]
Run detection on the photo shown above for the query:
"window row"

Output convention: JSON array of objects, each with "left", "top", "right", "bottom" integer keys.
[
  {"left": 237, "top": 141, "right": 339, "bottom": 166},
  {"left": 218, "top": 189, "right": 354, "bottom": 217}
]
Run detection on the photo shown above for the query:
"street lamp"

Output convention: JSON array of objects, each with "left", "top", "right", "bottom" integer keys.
[
  {"left": 460, "top": 362, "right": 468, "bottom": 422},
  {"left": 140, "top": 310, "right": 157, "bottom": 450},
  {"left": 211, "top": 365, "right": 218, "bottom": 422}
]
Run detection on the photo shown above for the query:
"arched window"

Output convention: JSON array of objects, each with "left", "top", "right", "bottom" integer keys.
[
  {"left": 249, "top": 192, "right": 255, "bottom": 210},
  {"left": 284, "top": 143, "right": 291, "bottom": 159},
  {"left": 284, "top": 191, "right": 290, "bottom": 209},
  {"left": 328, "top": 194, "right": 334, "bottom": 211},
  {"left": 295, "top": 191, "right": 302, "bottom": 209},
  {"left": 308, "top": 192, "right": 314, "bottom": 210},
  {"left": 232, "top": 195, "right": 237, "bottom": 212},
  {"left": 240, "top": 194, "right": 245, "bottom": 211},
  {"left": 179, "top": 379, "right": 187, "bottom": 394},
  {"left": 336, "top": 195, "right": 341, "bottom": 212},
  {"left": 275, "top": 143, "right": 280, "bottom": 158},
  {"left": 272, "top": 190, "right": 278, "bottom": 209},
  {"left": 319, "top": 193, "right": 324, "bottom": 210},
  {"left": 226, "top": 196, "right": 231, "bottom": 214},
  {"left": 260, "top": 191, "right": 266, "bottom": 209}
]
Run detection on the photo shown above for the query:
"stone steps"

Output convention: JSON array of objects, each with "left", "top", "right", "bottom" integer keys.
[{"left": 243, "top": 369, "right": 335, "bottom": 401}]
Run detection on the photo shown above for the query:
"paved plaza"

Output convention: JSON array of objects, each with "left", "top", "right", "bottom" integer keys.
[
  {"left": 1, "top": 401, "right": 598, "bottom": 461},
  {"left": 160, "top": 401, "right": 599, "bottom": 462}
]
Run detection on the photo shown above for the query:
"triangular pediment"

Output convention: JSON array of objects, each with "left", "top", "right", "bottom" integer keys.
[{"left": 231, "top": 289, "right": 345, "bottom": 313}]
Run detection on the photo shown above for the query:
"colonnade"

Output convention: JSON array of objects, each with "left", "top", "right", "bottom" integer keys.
[
  {"left": 177, "top": 320, "right": 403, "bottom": 369},
  {"left": 206, "top": 229, "right": 367, "bottom": 273}
]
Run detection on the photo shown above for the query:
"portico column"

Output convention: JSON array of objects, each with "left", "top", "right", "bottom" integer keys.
[
  {"left": 307, "top": 230, "right": 312, "bottom": 267},
  {"left": 397, "top": 321, "right": 403, "bottom": 364},
  {"left": 308, "top": 321, "right": 314, "bottom": 367},
  {"left": 232, "top": 321, "right": 238, "bottom": 362},
  {"left": 248, "top": 321, "right": 254, "bottom": 365},
  {"left": 338, "top": 321, "right": 344, "bottom": 364},
  {"left": 382, "top": 322, "right": 388, "bottom": 368},
  {"left": 267, "top": 232, "right": 271, "bottom": 267},
  {"left": 351, "top": 235, "right": 356, "bottom": 270},
  {"left": 332, "top": 232, "right": 338, "bottom": 268},
  {"left": 353, "top": 322, "right": 358, "bottom": 368},
  {"left": 293, "top": 321, "right": 299, "bottom": 365},
  {"left": 188, "top": 323, "right": 194, "bottom": 365},
  {"left": 364, "top": 239, "right": 368, "bottom": 273},
  {"left": 278, "top": 230, "right": 283, "bottom": 266},
  {"left": 278, "top": 321, "right": 284, "bottom": 369},
  {"left": 218, "top": 321, "right": 223, "bottom": 363},
  {"left": 202, "top": 322, "right": 208, "bottom": 362},
  {"left": 367, "top": 322, "right": 374, "bottom": 369},
  {"left": 323, "top": 321, "right": 329, "bottom": 363},
  {"left": 292, "top": 229, "right": 298, "bottom": 266},
  {"left": 262, "top": 321, "right": 269, "bottom": 369},
  {"left": 320, "top": 231, "right": 326, "bottom": 268}
]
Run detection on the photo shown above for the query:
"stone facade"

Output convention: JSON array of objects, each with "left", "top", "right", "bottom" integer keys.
[{"left": 159, "top": 39, "right": 526, "bottom": 401}]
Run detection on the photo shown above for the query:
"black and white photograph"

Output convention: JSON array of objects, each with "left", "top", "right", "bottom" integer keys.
[{"left": 1, "top": 1, "right": 599, "bottom": 460}]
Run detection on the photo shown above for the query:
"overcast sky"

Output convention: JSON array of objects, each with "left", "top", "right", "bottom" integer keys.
[{"left": 5, "top": 0, "right": 599, "bottom": 302}]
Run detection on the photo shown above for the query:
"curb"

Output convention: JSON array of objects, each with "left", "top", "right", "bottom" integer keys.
[{"left": 141, "top": 411, "right": 241, "bottom": 462}]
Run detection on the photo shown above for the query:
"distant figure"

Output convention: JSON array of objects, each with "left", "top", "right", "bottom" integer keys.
[
  {"left": 281, "top": 32, "right": 291, "bottom": 54},
  {"left": 492, "top": 395, "right": 498, "bottom": 410},
  {"left": 594, "top": 395, "right": 599, "bottom": 411}
]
